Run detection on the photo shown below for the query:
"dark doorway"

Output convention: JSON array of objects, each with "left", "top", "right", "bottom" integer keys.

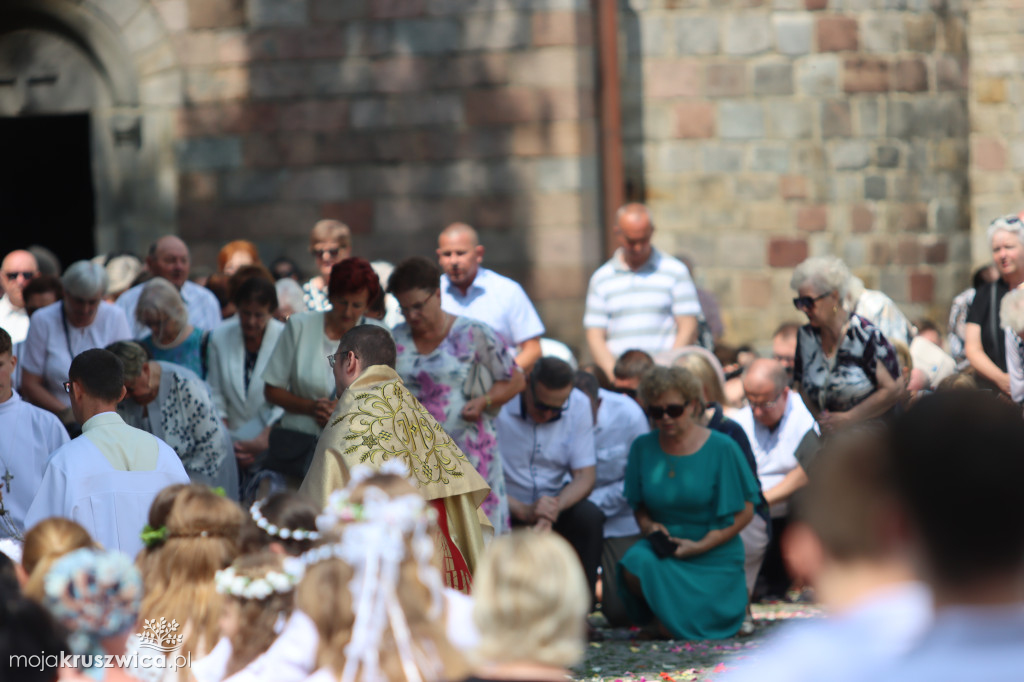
[{"left": 0, "top": 114, "right": 95, "bottom": 267}]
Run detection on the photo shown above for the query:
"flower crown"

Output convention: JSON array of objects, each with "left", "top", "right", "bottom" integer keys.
[
  {"left": 215, "top": 565, "right": 298, "bottom": 600},
  {"left": 250, "top": 499, "right": 320, "bottom": 541}
]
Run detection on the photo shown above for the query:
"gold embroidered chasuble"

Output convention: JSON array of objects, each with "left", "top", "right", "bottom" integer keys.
[{"left": 299, "top": 365, "right": 490, "bottom": 578}]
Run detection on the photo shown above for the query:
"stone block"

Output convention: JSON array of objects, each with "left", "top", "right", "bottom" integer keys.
[
  {"left": 279, "top": 100, "right": 350, "bottom": 132},
  {"left": 717, "top": 233, "right": 768, "bottom": 269},
  {"left": 753, "top": 61, "right": 794, "bottom": 95},
  {"left": 923, "top": 240, "right": 948, "bottom": 264},
  {"left": 222, "top": 169, "right": 285, "bottom": 203},
  {"left": 738, "top": 275, "right": 774, "bottom": 307},
  {"left": 876, "top": 144, "right": 900, "bottom": 168},
  {"left": 179, "top": 172, "right": 218, "bottom": 202},
  {"left": 90, "top": 0, "right": 143, "bottom": 26},
  {"left": 718, "top": 102, "right": 764, "bottom": 139},
  {"left": 897, "top": 203, "right": 928, "bottom": 232},
  {"left": 321, "top": 200, "right": 375, "bottom": 234},
  {"left": 817, "top": 16, "right": 858, "bottom": 52},
  {"left": 370, "top": 0, "right": 425, "bottom": 18},
  {"left": 123, "top": 8, "right": 166, "bottom": 54},
  {"left": 432, "top": 54, "right": 510, "bottom": 88},
  {"left": 394, "top": 19, "right": 460, "bottom": 54},
  {"left": 780, "top": 175, "right": 809, "bottom": 200},
  {"left": 805, "top": 0, "right": 828, "bottom": 9},
  {"left": 463, "top": 89, "right": 590, "bottom": 125},
  {"left": 821, "top": 100, "right": 852, "bottom": 138},
  {"left": 187, "top": 0, "right": 244, "bottom": 28},
  {"left": 247, "top": 0, "right": 307, "bottom": 26},
  {"left": 892, "top": 58, "right": 928, "bottom": 92},
  {"left": 768, "top": 238, "right": 808, "bottom": 267},
  {"left": 140, "top": 71, "right": 184, "bottom": 106},
  {"left": 534, "top": 157, "right": 598, "bottom": 193},
  {"left": 865, "top": 175, "right": 887, "bottom": 200},
  {"left": 153, "top": 0, "right": 187, "bottom": 32},
  {"left": 464, "top": 12, "right": 531, "bottom": 50},
  {"left": 705, "top": 64, "right": 747, "bottom": 98},
  {"left": 676, "top": 15, "right": 720, "bottom": 55},
  {"left": 736, "top": 177, "right": 779, "bottom": 201},
  {"left": 767, "top": 101, "right": 813, "bottom": 139},
  {"left": 645, "top": 60, "right": 702, "bottom": 98},
  {"left": 895, "top": 240, "right": 920, "bottom": 265},
  {"left": 177, "top": 137, "right": 243, "bottom": 171},
  {"left": 368, "top": 57, "right": 431, "bottom": 94},
  {"left": 843, "top": 57, "right": 889, "bottom": 93},
  {"left": 904, "top": 15, "right": 936, "bottom": 51},
  {"left": 934, "top": 57, "right": 963, "bottom": 92},
  {"left": 509, "top": 48, "right": 591, "bottom": 88},
  {"left": 909, "top": 272, "right": 934, "bottom": 303},
  {"left": 860, "top": 14, "right": 903, "bottom": 53},
  {"left": 851, "top": 204, "right": 874, "bottom": 232},
  {"left": 976, "top": 78, "right": 1007, "bottom": 104},
  {"left": 703, "top": 145, "right": 744, "bottom": 172},
  {"left": 656, "top": 142, "right": 700, "bottom": 173},
  {"left": 830, "top": 140, "right": 870, "bottom": 170},
  {"left": 973, "top": 137, "right": 1007, "bottom": 171},
  {"left": 796, "top": 205, "right": 828, "bottom": 232},
  {"left": 796, "top": 55, "right": 839, "bottom": 96},
  {"left": 533, "top": 11, "right": 587, "bottom": 47},
  {"left": 751, "top": 145, "right": 791, "bottom": 172},
  {"left": 886, "top": 100, "right": 913, "bottom": 137},
  {"left": 310, "top": 0, "right": 366, "bottom": 22},
  {"left": 247, "top": 27, "right": 348, "bottom": 61},
  {"left": 856, "top": 98, "right": 881, "bottom": 136},
  {"left": 723, "top": 14, "right": 773, "bottom": 56},
  {"left": 674, "top": 101, "right": 716, "bottom": 139},
  {"left": 774, "top": 14, "right": 813, "bottom": 56},
  {"left": 350, "top": 95, "right": 463, "bottom": 129}
]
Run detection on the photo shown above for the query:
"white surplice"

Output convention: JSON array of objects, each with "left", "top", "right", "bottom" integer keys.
[
  {"left": 24, "top": 411, "right": 190, "bottom": 556},
  {"left": 0, "top": 391, "right": 69, "bottom": 539}
]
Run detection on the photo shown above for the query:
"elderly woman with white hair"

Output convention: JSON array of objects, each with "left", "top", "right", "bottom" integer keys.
[
  {"left": 790, "top": 256, "right": 902, "bottom": 432},
  {"left": 999, "top": 288, "right": 1024, "bottom": 404},
  {"left": 19, "top": 260, "right": 131, "bottom": 428},
  {"left": 136, "top": 276, "right": 207, "bottom": 378},
  {"left": 965, "top": 215, "right": 1024, "bottom": 395}
]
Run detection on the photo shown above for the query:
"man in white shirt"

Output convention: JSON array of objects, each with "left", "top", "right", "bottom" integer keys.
[
  {"left": 116, "top": 236, "right": 221, "bottom": 337},
  {"left": 733, "top": 359, "right": 815, "bottom": 599},
  {"left": 575, "top": 371, "right": 649, "bottom": 625},
  {"left": 0, "top": 327, "right": 68, "bottom": 539},
  {"left": 437, "top": 222, "right": 545, "bottom": 371},
  {"left": 495, "top": 357, "right": 602, "bottom": 600},
  {"left": 0, "top": 250, "right": 38, "bottom": 344},
  {"left": 584, "top": 204, "right": 704, "bottom": 379},
  {"left": 25, "top": 349, "right": 189, "bottom": 557}
]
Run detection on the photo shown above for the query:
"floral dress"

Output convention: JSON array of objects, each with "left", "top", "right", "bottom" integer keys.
[{"left": 393, "top": 317, "right": 516, "bottom": 533}]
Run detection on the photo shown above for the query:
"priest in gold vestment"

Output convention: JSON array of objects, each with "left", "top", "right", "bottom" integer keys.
[{"left": 299, "top": 325, "right": 490, "bottom": 592}]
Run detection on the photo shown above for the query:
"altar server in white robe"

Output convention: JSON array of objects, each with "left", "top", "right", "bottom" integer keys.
[
  {"left": 24, "top": 348, "right": 189, "bottom": 557},
  {"left": 0, "top": 327, "right": 68, "bottom": 540}
]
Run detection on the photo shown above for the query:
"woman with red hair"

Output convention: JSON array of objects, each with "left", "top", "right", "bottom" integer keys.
[
  {"left": 218, "top": 240, "right": 262, "bottom": 276},
  {"left": 263, "top": 258, "right": 383, "bottom": 453}
]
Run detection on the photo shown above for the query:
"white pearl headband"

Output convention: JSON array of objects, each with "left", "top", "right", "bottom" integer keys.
[{"left": 250, "top": 499, "right": 320, "bottom": 541}]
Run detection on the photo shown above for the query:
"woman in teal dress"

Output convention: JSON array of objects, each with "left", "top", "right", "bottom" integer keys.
[
  {"left": 135, "top": 277, "right": 208, "bottom": 378},
  {"left": 619, "top": 366, "right": 761, "bottom": 640}
]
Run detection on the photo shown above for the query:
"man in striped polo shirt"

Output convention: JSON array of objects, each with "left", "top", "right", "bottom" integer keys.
[{"left": 584, "top": 204, "right": 704, "bottom": 378}]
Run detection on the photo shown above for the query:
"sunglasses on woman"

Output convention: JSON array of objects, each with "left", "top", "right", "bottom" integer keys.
[
  {"left": 792, "top": 291, "right": 831, "bottom": 311},
  {"left": 312, "top": 247, "right": 342, "bottom": 260},
  {"left": 647, "top": 404, "right": 688, "bottom": 420}
]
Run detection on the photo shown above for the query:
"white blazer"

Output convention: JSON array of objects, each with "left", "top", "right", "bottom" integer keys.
[{"left": 207, "top": 316, "right": 285, "bottom": 438}]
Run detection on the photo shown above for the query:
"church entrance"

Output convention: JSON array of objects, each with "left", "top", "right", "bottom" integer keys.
[{"left": 0, "top": 113, "right": 96, "bottom": 265}]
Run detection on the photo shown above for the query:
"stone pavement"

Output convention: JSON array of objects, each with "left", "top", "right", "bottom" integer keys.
[{"left": 574, "top": 602, "right": 823, "bottom": 682}]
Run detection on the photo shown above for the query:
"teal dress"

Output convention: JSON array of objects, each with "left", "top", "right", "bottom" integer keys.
[
  {"left": 618, "top": 430, "right": 761, "bottom": 640},
  {"left": 141, "top": 328, "right": 207, "bottom": 379}
]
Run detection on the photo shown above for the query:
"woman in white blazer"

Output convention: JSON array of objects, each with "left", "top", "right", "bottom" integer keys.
[{"left": 206, "top": 275, "right": 285, "bottom": 467}]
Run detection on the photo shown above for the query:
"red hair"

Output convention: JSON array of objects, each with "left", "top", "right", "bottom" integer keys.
[
  {"left": 217, "top": 240, "right": 261, "bottom": 273},
  {"left": 328, "top": 257, "right": 380, "bottom": 301}
]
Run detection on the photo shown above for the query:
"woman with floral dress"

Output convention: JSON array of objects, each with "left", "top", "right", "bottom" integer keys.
[{"left": 387, "top": 257, "right": 526, "bottom": 533}]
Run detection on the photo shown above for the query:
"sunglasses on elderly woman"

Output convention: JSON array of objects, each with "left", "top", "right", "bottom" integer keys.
[
  {"left": 792, "top": 291, "right": 831, "bottom": 311},
  {"left": 647, "top": 404, "right": 688, "bottom": 420},
  {"left": 312, "top": 247, "right": 342, "bottom": 260}
]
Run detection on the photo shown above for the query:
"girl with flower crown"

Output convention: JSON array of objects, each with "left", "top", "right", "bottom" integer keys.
[
  {"left": 296, "top": 470, "right": 468, "bottom": 682},
  {"left": 190, "top": 552, "right": 299, "bottom": 682},
  {"left": 237, "top": 491, "right": 320, "bottom": 557}
]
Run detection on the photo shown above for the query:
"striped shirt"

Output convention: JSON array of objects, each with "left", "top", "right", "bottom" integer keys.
[{"left": 583, "top": 248, "right": 703, "bottom": 356}]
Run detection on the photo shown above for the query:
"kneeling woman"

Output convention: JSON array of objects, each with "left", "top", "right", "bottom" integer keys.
[{"left": 619, "top": 366, "right": 761, "bottom": 640}]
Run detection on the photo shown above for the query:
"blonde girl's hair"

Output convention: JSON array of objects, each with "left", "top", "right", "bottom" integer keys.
[
  {"left": 136, "top": 483, "right": 190, "bottom": 595},
  {"left": 22, "top": 518, "right": 97, "bottom": 601},
  {"left": 222, "top": 552, "right": 294, "bottom": 678},
  {"left": 295, "top": 473, "right": 466, "bottom": 682},
  {"left": 139, "top": 486, "right": 244, "bottom": 670},
  {"left": 471, "top": 531, "right": 590, "bottom": 669}
]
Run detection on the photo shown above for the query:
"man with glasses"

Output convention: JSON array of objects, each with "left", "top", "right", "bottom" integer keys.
[
  {"left": 115, "top": 236, "right": 222, "bottom": 338},
  {"left": 733, "top": 358, "right": 818, "bottom": 600},
  {"left": 495, "top": 357, "right": 603, "bottom": 603},
  {"left": 0, "top": 249, "right": 39, "bottom": 344}
]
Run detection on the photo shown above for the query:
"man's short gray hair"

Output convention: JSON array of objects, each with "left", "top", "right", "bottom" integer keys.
[
  {"left": 986, "top": 214, "right": 1024, "bottom": 250},
  {"left": 1000, "top": 288, "right": 1024, "bottom": 334},
  {"left": 790, "top": 256, "right": 851, "bottom": 306},
  {"left": 61, "top": 260, "right": 108, "bottom": 299}
]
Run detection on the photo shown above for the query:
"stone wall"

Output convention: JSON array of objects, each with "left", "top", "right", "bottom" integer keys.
[
  {"left": 967, "top": 0, "right": 1024, "bottom": 259},
  {"left": 622, "top": 0, "right": 970, "bottom": 344},
  {"left": 168, "top": 0, "right": 601, "bottom": 347}
]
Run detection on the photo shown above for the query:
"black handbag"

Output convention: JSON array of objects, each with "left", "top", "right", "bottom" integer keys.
[{"left": 265, "top": 427, "right": 318, "bottom": 479}]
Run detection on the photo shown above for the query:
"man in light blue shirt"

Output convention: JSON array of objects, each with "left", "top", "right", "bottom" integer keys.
[
  {"left": 437, "top": 223, "right": 545, "bottom": 371},
  {"left": 496, "top": 358, "right": 602, "bottom": 600}
]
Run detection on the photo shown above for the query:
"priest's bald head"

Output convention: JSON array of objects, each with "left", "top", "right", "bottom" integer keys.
[
  {"left": 67, "top": 349, "right": 128, "bottom": 425},
  {"left": 331, "top": 325, "right": 396, "bottom": 395}
]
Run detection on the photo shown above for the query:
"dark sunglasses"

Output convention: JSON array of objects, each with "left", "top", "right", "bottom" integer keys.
[
  {"left": 792, "top": 291, "right": 831, "bottom": 311},
  {"left": 311, "top": 248, "right": 341, "bottom": 260},
  {"left": 3, "top": 271, "right": 34, "bottom": 281},
  {"left": 530, "top": 381, "right": 567, "bottom": 415},
  {"left": 614, "top": 387, "right": 637, "bottom": 399},
  {"left": 647, "top": 404, "right": 688, "bottom": 420}
]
